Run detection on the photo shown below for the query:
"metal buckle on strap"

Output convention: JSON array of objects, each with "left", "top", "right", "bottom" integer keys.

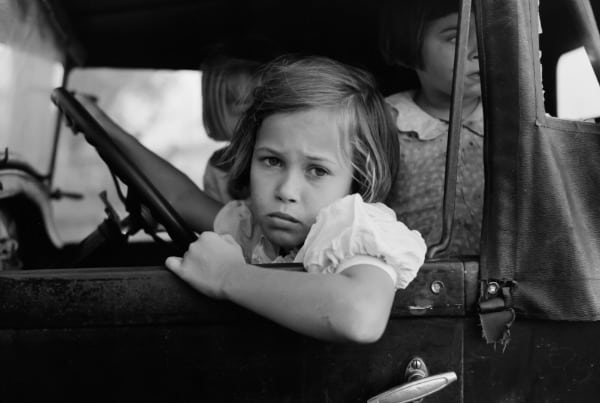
[{"left": 478, "top": 280, "right": 517, "bottom": 351}]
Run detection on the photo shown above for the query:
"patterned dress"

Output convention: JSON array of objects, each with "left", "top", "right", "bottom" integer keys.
[{"left": 386, "top": 90, "right": 484, "bottom": 257}]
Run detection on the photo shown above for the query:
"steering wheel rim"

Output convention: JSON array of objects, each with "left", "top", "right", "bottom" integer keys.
[{"left": 51, "top": 87, "right": 197, "bottom": 251}]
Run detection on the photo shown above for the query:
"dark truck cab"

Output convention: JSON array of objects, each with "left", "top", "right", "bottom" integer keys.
[{"left": 1, "top": 0, "right": 600, "bottom": 401}]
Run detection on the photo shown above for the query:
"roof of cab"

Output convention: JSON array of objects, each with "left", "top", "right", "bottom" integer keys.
[
  {"left": 44, "top": 0, "right": 416, "bottom": 93},
  {"left": 47, "top": 0, "right": 382, "bottom": 69}
]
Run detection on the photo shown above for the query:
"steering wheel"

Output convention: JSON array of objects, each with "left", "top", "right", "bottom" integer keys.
[{"left": 50, "top": 87, "right": 197, "bottom": 253}]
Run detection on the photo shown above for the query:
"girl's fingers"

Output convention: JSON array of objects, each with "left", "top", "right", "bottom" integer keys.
[{"left": 165, "top": 256, "right": 183, "bottom": 273}]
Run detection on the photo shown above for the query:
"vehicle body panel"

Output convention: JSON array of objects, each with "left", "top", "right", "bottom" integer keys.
[{"left": 0, "top": 263, "right": 467, "bottom": 402}]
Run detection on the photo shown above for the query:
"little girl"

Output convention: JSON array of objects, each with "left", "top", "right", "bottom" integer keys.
[
  {"left": 379, "top": 0, "right": 483, "bottom": 256},
  {"left": 201, "top": 53, "right": 262, "bottom": 203},
  {"left": 165, "top": 56, "right": 427, "bottom": 343}
]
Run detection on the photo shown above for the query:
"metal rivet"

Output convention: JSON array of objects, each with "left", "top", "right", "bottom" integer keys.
[
  {"left": 430, "top": 280, "right": 445, "bottom": 294},
  {"left": 487, "top": 282, "right": 500, "bottom": 295}
]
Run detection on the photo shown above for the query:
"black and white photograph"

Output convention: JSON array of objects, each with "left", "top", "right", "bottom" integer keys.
[{"left": 1, "top": 0, "right": 599, "bottom": 401}]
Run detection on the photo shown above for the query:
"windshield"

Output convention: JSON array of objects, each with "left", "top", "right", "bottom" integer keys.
[
  {"left": 52, "top": 68, "right": 225, "bottom": 242},
  {"left": 0, "top": 0, "right": 64, "bottom": 176}
]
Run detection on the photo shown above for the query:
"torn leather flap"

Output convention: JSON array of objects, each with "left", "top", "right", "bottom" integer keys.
[{"left": 478, "top": 284, "right": 516, "bottom": 350}]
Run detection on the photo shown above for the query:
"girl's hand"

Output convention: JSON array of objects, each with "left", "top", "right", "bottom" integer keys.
[{"left": 165, "top": 232, "right": 245, "bottom": 299}]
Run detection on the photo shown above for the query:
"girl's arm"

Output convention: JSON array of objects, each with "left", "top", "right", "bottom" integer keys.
[
  {"left": 77, "top": 94, "right": 223, "bottom": 232},
  {"left": 107, "top": 131, "right": 222, "bottom": 232},
  {"left": 226, "top": 263, "right": 395, "bottom": 343},
  {"left": 166, "top": 232, "right": 396, "bottom": 343}
]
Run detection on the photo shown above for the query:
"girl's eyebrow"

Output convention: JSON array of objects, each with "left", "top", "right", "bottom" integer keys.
[
  {"left": 255, "top": 146, "right": 339, "bottom": 165},
  {"left": 305, "top": 155, "right": 338, "bottom": 165},
  {"left": 439, "top": 26, "right": 458, "bottom": 35},
  {"left": 254, "top": 146, "right": 280, "bottom": 154}
]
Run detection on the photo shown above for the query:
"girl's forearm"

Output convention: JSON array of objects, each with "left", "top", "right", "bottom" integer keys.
[
  {"left": 222, "top": 264, "right": 395, "bottom": 343},
  {"left": 79, "top": 94, "right": 223, "bottom": 232},
  {"left": 104, "top": 125, "right": 222, "bottom": 232}
]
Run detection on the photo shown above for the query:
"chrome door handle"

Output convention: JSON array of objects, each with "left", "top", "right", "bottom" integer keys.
[{"left": 367, "top": 357, "right": 457, "bottom": 403}]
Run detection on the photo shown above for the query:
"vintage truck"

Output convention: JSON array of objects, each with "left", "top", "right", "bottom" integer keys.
[{"left": 0, "top": 0, "right": 599, "bottom": 401}]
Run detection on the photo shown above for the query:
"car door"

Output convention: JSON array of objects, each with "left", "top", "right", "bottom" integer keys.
[
  {"left": 464, "top": 0, "right": 600, "bottom": 401},
  {"left": 0, "top": 262, "right": 467, "bottom": 402}
]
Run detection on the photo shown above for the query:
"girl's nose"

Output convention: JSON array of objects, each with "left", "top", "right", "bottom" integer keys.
[
  {"left": 468, "top": 21, "right": 479, "bottom": 61},
  {"left": 468, "top": 40, "right": 479, "bottom": 61},
  {"left": 275, "top": 170, "right": 300, "bottom": 203}
]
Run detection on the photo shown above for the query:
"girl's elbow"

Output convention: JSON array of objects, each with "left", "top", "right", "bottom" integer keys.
[
  {"left": 334, "top": 302, "right": 389, "bottom": 344},
  {"left": 349, "top": 317, "right": 388, "bottom": 344},
  {"left": 343, "top": 324, "right": 386, "bottom": 344}
]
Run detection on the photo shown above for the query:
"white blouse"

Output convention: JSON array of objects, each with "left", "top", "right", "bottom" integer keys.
[{"left": 213, "top": 194, "right": 426, "bottom": 289}]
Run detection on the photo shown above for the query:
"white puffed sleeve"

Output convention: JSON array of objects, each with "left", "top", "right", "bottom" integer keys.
[
  {"left": 295, "top": 194, "right": 426, "bottom": 289},
  {"left": 213, "top": 200, "right": 256, "bottom": 262},
  {"left": 214, "top": 200, "right": 253, "bottom": 237}
]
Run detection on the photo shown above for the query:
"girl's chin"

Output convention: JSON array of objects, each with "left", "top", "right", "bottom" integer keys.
[{"left": 264, "top": 231, "right": 305, "bottom": 253}]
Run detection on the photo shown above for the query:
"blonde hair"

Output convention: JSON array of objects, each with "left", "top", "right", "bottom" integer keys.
[
  {"left": 201, "top": 56, "right": 262, "bottom": 141},
  {"left": 223, "top": 55, "right": 399, "bottom": 203}
]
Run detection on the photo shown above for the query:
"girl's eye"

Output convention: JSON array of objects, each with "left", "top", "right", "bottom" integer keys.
[
  {"left": 308, "top": 166, "right": 329, "bottom": 177},
  {"left": 262, "top": 156, "right": 281, "bottom": 167}
]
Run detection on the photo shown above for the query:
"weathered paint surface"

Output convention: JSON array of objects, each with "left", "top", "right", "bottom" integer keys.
[
  {"left": 0, "top": 263, "right": 466, "bottom": 401},
  {"left": 464, "top": 319, "right": 600, "bottom": 403},
  {"left": 0, "top": 320, "right": 463, "bottom": 402},
  {"left": 8, "top": 257, "right": 600, "bottom": 401},
  {"left": 0, "top": 262, "right": 469, "bottom": 328}
]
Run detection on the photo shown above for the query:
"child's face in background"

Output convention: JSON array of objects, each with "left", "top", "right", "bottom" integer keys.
[
  {"left": 249, "top": 108, "right": 354, "bottom": 251},
  {"left": 416, "top": 12, "right": 480, "bottom": 101}
]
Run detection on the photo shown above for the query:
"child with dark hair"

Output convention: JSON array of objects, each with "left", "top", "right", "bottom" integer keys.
[{"left": 380, "top": 0, "right": 483, "bottom": 256}]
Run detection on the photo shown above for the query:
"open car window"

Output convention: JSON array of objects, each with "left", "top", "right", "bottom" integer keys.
[
  {"left": 540, "top": 0, "right": 600, "bottom": 120},
  {"left": 0, "top": 0, "right": 64, "bottom": 176},
  {"left": 52, "top": 68, "right": 225, "bottom": 242},
  {"left": 556, "top": 46, "right": 600, "bottom": 120}
]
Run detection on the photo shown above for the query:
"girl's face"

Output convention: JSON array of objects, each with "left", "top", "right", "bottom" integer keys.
[
  {"left": 249, "top": 108, "right": 354, "bottom": 251},
  {"left": 416, "top": 12, "right": 480, "bottom": 101}
]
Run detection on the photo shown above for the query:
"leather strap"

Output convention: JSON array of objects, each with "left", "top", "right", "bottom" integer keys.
[{"left": 478, "top": 281, "right": 516, "bottom": 350}]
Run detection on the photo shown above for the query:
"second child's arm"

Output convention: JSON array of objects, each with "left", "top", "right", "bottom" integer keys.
[
  {"left": 77, "top": 94, "right": 223, "bottom": 232},
  {"left": 165, "top": 232, "right": 396, "bottom": 343},
  {"left": 108, "top": 131, "right": 222, "bottom": 232}
]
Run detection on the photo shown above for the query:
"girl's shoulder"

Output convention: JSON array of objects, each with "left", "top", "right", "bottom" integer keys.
[
  {"left": 214, "top": 200, "right": 291, "bottom": 264},
  {"left": 385, "top": 90, "right": 418, "bottom": 109},
  {"left": 208, "top": 145, "right": 234, "bottom": 171},
  {"left": 213, "top": 199, "right": 254, "bottom": 242},
  {"left": 385, "top": 90, "right": 445, "bottom": 140},
  {"left": 385, "top": 90, "right": 421, "bottom": 122},
  {"left": 296, "top": 194, "right": 427, "bottom": 289},
  {"left": 203, "top": 161, "right": 232, "bottom": 204}
]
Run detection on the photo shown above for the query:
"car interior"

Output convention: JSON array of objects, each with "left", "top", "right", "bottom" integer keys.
[
  {"left": 4, "top": 0, "right": 430, "bottom": 271},
  {"left": 14, "top": 0, "right": 595, "bottom": 271}
]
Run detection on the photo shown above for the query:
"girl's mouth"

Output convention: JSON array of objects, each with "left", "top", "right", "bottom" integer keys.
[{"left": 267, "top": 212, "right": 301, "bottom": 224}]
